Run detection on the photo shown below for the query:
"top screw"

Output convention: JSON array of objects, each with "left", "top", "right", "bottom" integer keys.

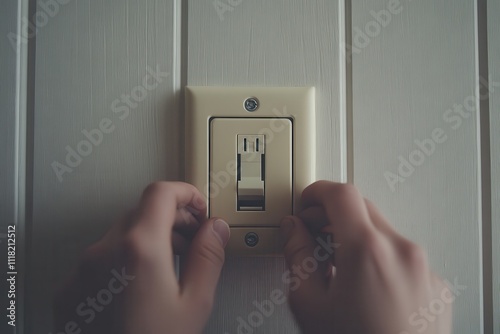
[{"left": 244, "top": 97, "right": 259, "bottom": 112}]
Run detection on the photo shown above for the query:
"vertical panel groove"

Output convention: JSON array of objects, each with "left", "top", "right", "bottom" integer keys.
[
  {"left": 23, "top": 0, "right": 38, "bottom": 332},
  {"left": 475, "top": 0, "right": 493, "bottom": 332},
  {"left": 173, "top": 0, "right": 188, "bottom": 276},
  {"left": 338, "top": 0, "right": 353, "bottom": 183},
  {"left": 173, "top": 0, "right": 188, "bottom": 182},
  {"left": 14, "top": 0, "right": 34, "bottom": 332}
]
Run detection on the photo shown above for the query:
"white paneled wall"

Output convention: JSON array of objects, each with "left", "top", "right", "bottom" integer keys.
[
  {"left": 488, "top": 0, "right": 500, "bottom": 332},
  {"left": 1, "top": 2, "right": 21, "bottom": 334},
  {"left": 29, "top": 0, "right": 176, "bottom": 332},
  {"left": 21, "top": 0, "right": 496, "bottom": 333},
  {"left": 0, "top": 0, "right": 18, "bottom": 230},
  {"left": 351, "top": 0, "right": 482, "bottom": 332}
]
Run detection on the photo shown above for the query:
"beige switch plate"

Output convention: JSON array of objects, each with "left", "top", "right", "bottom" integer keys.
[{"left": 185, "top": 87, "right": 315, "bottom": 256}]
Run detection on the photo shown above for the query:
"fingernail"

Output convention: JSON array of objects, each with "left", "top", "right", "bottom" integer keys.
[
  {"left": 280, "top": 217, "right": 295, "bottom": 238},
  {"left": 212, "top": 219, "right": 230, "bottom": 247}
]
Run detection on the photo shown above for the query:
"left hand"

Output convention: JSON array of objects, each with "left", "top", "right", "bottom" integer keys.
[{"left": 53, "top": 181, "right": 230, "bottom": 334}]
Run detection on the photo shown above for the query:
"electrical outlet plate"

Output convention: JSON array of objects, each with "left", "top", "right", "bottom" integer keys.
[{"left": 185, "top": 87, "right": 315, "bottom": 256}]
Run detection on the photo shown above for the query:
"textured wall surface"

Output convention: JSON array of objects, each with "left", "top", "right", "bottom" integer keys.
[
  {"left": 29, "top": 0, "right": 176, "bottom": 332},
  {"left": 1, "top": 2, "right": 20, "bottom": 334},
  {"left": 352, "top": 0, "right": 481, "bottom": 331}
]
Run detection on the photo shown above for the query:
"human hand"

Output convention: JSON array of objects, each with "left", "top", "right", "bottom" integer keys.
[
  {"left": 281, "top": 181, "right": 452, "bottom": 334},
  {"left": 53, "top": 182, "right": 230, "bottom": 334}
]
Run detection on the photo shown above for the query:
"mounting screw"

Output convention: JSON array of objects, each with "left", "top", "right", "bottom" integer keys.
[
  {"left": 244, "top": 97, "right": 259, "bottom": 112},
  {"left": 244, "top": 232, "right": 259, "bottom": 247}
]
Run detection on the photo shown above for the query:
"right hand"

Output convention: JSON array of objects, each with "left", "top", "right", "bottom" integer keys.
[{"left": 280, "top": 181, "right": 452, "bottom": 334}]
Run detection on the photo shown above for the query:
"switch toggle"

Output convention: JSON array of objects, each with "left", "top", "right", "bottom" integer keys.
[
  {"left": 208, "top": 117, "right": 292, "bottom": 228},
  {"left": 237, "top": 135, "right": 265, "bottom": 211}
]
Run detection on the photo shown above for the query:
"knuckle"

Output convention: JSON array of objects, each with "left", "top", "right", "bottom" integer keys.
[
  {"left": 364, "top": 198, "right": 376, "bottom": 209},
  {"left": 122, "top": 229, "right": 157, "bottom": 267},
  {"left": 331, "top": 183, "right": 360, "bottom": 199},
  {"left": 194, "top": 292, "right": 216, "bottom": 315},
  {"left": 361, "top": 229, "right": 381, "bottom": 251},
  {"left": 353, "top": 225, "right": 377, "bottom": 247},
  {"left": 399, "top": 240, "right": 428, "bottom": 270},
  {"left": 78, "top": 243, "right": 104, "bottom": 273},
  {"left": 310, "top": 180, "right": 332, "bottom": 188},
  {"left": 142, "top": 181, "right": 170, "bottom": 199},
  {"left": 348, "top": 228, "right": 385, "bottom": 261},
  {"left": 284, "top": 240, "right": 310, "bottom": 264},
  {"left": 196, "top": 242, "right": 225, "bottom": 267}
]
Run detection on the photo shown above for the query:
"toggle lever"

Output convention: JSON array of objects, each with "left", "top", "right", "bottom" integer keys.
[{"left": 237, "top": 135, "right": 265, "bottom": 211}]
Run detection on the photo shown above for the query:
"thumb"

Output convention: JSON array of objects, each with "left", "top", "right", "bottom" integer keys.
[
  {"left": 180, "top": 218, "right": 230, "bottom": 307},
  {"left": 281, "top": 216, "right": 327, "bottom": 297}
]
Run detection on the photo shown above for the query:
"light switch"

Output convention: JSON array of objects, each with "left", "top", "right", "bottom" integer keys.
[
  {"left": 185, "top": 87, "right": 315, "bottom": 256},
  {"left": 210, "top": 118, "right": 292, "bottom": 227},
  {"left": 237, "top": 135, "right": 265, "bottom": 211}
]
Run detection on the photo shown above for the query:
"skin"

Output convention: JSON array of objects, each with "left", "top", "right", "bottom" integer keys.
[
  {"left": 282, "top": 181, "right": 452, "bottom": 334},
  {"left": 54, "top": 181, "right": 452, "bottom": 334},
  {"left": 53, "top": 182, "right": 230, "bottom": 334}
]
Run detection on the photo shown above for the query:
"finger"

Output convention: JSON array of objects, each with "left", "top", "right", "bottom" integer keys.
[
  {"left": 172, "top": 231, "right": 190, "bottom": 255},
  {"left": 298, "top": 206, "right": 329, "bottom": 233},
  {"left": 301, "top": 181, "right": 374, "bottom": 244},
  {"left": 281, "top": 215, "right": 329, "bottom": 299},
  {"left": 137, "top": 182, "right": 207, "bottom": 235},
  {"left": 180, "top": 218, "right": 230, "bottom": 312},
  {"left": 297, "top": 208, "right": 336, "bottom": 267},
  {"left": 176, "top": 203, "right": 206, "bottom": 224},
  {"left": 173, "top": 206, "right": 202, "bottom": 237}
]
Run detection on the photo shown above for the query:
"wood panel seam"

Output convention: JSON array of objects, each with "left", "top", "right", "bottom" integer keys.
[
  {"left": 338, "top": 0, "right": 353, "bottom": 184},
  {"left": 475, "top": 0, "right": 493, "bottom": 332}
]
